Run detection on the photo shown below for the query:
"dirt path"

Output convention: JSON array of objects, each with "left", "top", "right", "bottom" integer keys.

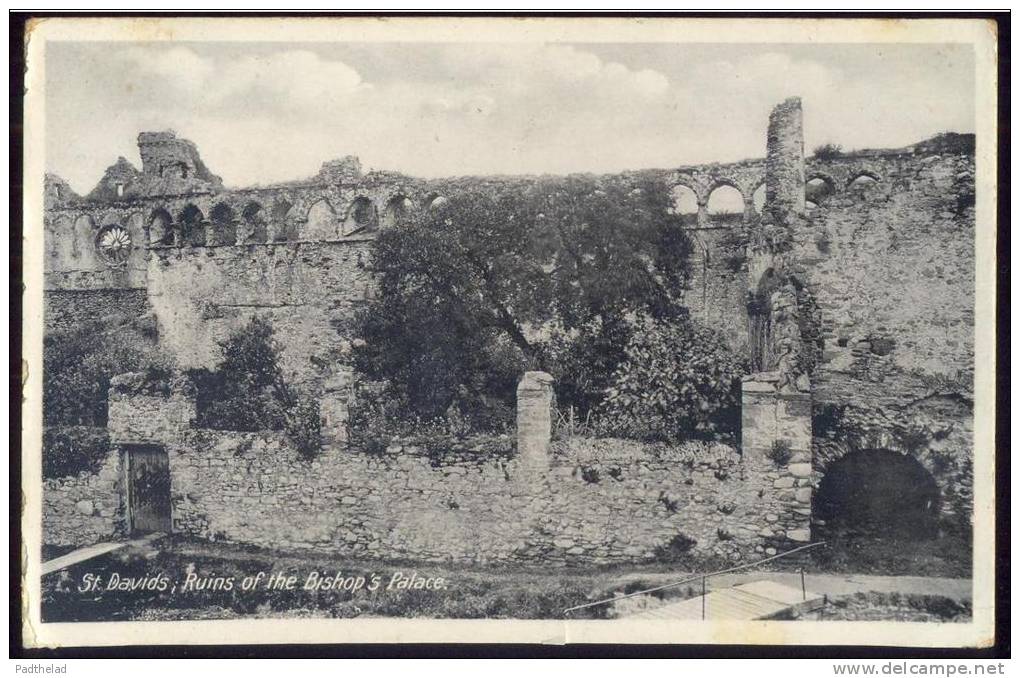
[
  {"left": 719, "top": 571, "right": 971, "bottom": 601},
  {"left": 610, "top": 570, "right": 972, "bottom": 601}
]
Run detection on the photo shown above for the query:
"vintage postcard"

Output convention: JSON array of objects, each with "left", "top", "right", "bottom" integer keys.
[{"left": 20, "top": 16, "right": 999, "bottom": 649}]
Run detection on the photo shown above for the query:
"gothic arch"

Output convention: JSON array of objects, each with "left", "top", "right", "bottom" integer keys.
[
  {"left": 751, "top": 181, "right": 767, "bottom": 214},
  {"left": 178, "top": 204, "right": 206, "bottom": 246},
  {"left": 806, "top": 173, "right": 838, "bottom": 204},
  {"left": 270, "top": 199, "right": 298, "bottom": 241},
  {"left": 71, "top": 214, "right": 97, "bottom": 264},
  {"left": 343, "top": 196, "right": 378, "bottom": 235},
  {"left": 209, "top": 202, "right": 238, "bottom": 246},
  {"left": 669, "top": 184, "right": 700, "bottom": 225},
  {"left": 241, "top": 201, "right": 268, "bottom": 243},
  {"left": 304, "top": 199, "right": 338, "bottom": 240},
  {"left": 149, "top": 208, "right": 175, "bottom": 246},
  {"left": 381, "top": 194, "right": 416, "bottom": 229}
]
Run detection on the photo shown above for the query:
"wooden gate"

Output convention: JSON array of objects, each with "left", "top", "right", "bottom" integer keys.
[{"left": 126, "top": 445, "right": 171, "bottom": 535}]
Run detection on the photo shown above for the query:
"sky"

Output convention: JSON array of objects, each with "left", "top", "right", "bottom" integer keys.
[{"left": 44, "top": 41, "right": 975, "bottom": 193}]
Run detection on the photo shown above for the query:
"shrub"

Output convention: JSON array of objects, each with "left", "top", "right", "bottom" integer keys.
[
  {"left": 192, "top": 317, "right": 324, "bottom": 457},
  {"left": 43, "top": 427, "right": 111, "bottom": 479},
  {"left": 767, "top": 439, "right": 793, "bottom": 467},
  {"left": 44, "top": 315, "right": 168, "bottom": 426},
  {"left": 285, "top": 398, "right": 322, "bottom": 460},
  {"left": 812, "top": 143, "right": 844, "bottom": 160},
  {"left": 653, "top": 533, "right": 697, "bottom": 562},
  {"left": 598, "top": 317, "right": 745, "bottom": 443}
]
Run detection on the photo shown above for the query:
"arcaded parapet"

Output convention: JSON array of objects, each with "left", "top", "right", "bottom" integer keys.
[{"left": 765, "top": 96, "right": 805, "bottom": 220}]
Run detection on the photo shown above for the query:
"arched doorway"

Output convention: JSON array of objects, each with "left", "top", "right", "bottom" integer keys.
[{"left": 814, "top": 449, "right": 940, "bottom": 539}]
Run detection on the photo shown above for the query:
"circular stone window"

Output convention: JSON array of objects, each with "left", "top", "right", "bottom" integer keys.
[{"left": 95, "top": 224, "right": 132, "bottom": 264}]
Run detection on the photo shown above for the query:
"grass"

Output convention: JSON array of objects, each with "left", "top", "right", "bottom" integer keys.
[
  {"left": 809, "top": 530, "right": 972, "bottom": 578},
  {"left": 819, "top": 592, "right": 971, "bottom": 623},
  {"left": 41, "top": 536, "right": 733, "bottom": 622},
  {"left": 41, "top": 533, "right": 972, "bottom": 622}
]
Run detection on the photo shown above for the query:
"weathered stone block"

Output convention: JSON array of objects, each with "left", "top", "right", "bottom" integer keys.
[
  {"left": 788, "top": 463, "right": 812, "bottom": 478},
  {"left": 516, "top": 371, "right": 554, "bottom": 469},
  {"left": 787, "top": 529, "right": 811, "bottom": 543}
]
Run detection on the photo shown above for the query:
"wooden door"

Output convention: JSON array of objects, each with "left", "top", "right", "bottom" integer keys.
[{"left": 127, "top": 445, "right": 171, "bottom": 535}]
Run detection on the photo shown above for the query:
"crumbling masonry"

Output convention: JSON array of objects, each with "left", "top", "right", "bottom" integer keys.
[{"left": 42, "top": 99, "right": 975, "bottom": 564}]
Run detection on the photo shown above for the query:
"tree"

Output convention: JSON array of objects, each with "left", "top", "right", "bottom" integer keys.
[
  {"left": 353, "top": 177, "right": 693, "bottom": 425},
  {"left": 43, "top": 314, "right": 165, "bottom": 426},
  {"left": 192, "top": 317, "right": 320, "bottom": 458}
]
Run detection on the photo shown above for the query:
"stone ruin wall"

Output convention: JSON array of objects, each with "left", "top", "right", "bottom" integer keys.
[
  {"left": 42, "top": 102, "right": 977, "bottom": 554},
  {"left": 45, "top": 375, "right": 809, "bottom": 567},
  {"left": 43, "top": 124, "right": 975, "bottom": 397}
]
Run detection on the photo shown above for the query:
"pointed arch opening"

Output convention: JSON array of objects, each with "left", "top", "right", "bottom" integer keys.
[
  {"left": 806, "top": 176, "right": 836, "bottom": 205},
  {"left": 149, "top": 208, "right": 174, "bottom": 246},
  {"left": 343, "top": 196, "right": 378, "bottom": 235},
  {"left": 179, "top": 204, "right": 206, "bottom": 246},
  {"left": 209, "top": 203, "right": 238, "bottom": 246},
  {"left": 752, "top": 182, "right": 766, "bottom": 215},
  {"left": 241, "top": 202, "right": 267, "bottom": 243},
  {"left": 381, "top": 195, "right": 416, "bottom": 229},
  {"left": 304, "top": 199, "right": 338, "bottom": 240},
  {"left": 271, "top": 200, "right": 298, "bottom": 241},
  {"left": 706, "top": 184, "right": 744, "bottom": 227}
]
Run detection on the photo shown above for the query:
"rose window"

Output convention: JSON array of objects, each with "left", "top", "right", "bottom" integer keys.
[{"left": 96, "top": 225, "right": 132, "bottom": 264}]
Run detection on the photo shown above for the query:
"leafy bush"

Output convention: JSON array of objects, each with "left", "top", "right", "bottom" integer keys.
[
  {"left": 43, "top": 427, "right": 111, "bottom": 479},
  {"left": 44, "top": 315, "right": 167, "bottom": 426},
  {"left": 598, "top": 317, "right": 745, "bottom": 442},
  {"left": 652, "top": 533, "right": 697, "bottom": 562},
  {"left": 191, "top": 317, "right": 321, "bottom": 456},
  {"left": 812, "top": 143, "right": 844, "bottom": 160},
  {"left": 767, "top": 439, "right": 793, "bottom": 467},
  {"left": 285, "top": 399, "right": 322, "bottom": 460}
]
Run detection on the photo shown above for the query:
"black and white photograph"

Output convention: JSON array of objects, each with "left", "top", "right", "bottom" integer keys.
[{"left": 18, "top": 16, "right": 1000, "bottom": 649}]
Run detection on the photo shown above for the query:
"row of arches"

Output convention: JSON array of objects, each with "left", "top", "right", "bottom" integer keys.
[
  {"left": 148, "top": 193, "right": 447, "bottom": 248},
  {"left": 671, "top": 170, "right": 881, "bottom": 223}
]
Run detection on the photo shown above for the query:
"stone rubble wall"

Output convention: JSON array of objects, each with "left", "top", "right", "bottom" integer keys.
[
  {"left": 42, "top": 447, "right": 124, "bottom": 547},
  {"left": 163, "top": 430, "right": 798, "bottom": 566},
  {"left": 796, "top": 152, "right": 975, "bottom": 383},
  {"left": 44, "top": 288, "right": 151, "bottom": 335}
]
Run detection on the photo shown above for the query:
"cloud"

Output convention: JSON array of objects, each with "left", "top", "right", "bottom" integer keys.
[
  {"left": 45, "top": 42, "right": 973, "bottom": 191},
  {"left": 119, "top": 46, "right": 216, "bottom": 94}
]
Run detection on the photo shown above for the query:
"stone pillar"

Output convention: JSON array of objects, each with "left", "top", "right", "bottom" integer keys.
[
  {"left": 320, "top": 368, "right": 353, "bottom": 447},
  {"left": 516, "top": 371, "right": 554, "bottom": 469},
  {"left": 741, "top": 373, "right": 813, "bottom": 544},
  {"left": 743, "top": 196, "right": 755, "bottom": 222},
  {"left": 765, "top": 97, "right": 805, "bottom": 220},
  {"left": 696, "top": 201, "right": 710, "bottom": 228}
]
